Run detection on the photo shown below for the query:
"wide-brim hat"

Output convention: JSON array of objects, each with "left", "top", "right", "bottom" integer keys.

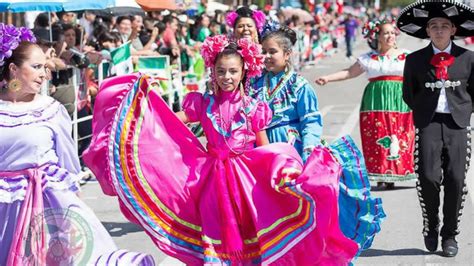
[{"left": 396, "top": 0, "right": 474, "bottom": 39}]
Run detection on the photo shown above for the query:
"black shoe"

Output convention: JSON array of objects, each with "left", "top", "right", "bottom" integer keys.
[
  {"left": 424, "top": 234, "right": 438, "bottom": 252},
  {"left": 385, "top": 182, "right": 395, "bottom": 190},
  {"left": 441, "top": 238, "right": 458, "bottom": 257}
]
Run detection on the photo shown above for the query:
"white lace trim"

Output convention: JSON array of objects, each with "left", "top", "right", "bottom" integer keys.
[{"left": 0, "top": 96, "right": 60, "bottom": 126}]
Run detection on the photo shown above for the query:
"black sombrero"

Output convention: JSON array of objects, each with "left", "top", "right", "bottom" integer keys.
[{"left": 396, "top": 0, "right": 474, "bottom": 39}]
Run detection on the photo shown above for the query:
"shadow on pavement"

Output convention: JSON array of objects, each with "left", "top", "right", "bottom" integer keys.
[
  {"left": 371, "top": 185, "right": 415, "bottom": 192},
  {"left": 359, "top": 248, "right": 430, "bottom": 257},
  {"left": 102, "top": 221, "right": 144, "bottom": 236}
]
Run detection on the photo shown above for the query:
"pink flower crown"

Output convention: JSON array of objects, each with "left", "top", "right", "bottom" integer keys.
[
  {"left": 225, "top": 9, "right": 266, "bottom": 34},
  {"left": 201, "top": 34, "right": 264, "bottom": 79},
  {"left": 0, "top": 23, "right": 36, "bottom": 67},
  {"left": 361, "top": 18, "right": 398, "bottom": 41}
]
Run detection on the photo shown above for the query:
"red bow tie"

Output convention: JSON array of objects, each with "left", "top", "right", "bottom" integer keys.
[{"left": 430, "top": 52, "right": 455, "bottom": 80}]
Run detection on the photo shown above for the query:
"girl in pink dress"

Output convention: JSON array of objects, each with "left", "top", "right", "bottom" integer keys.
[{"left": 84, "top": 35, "right": 361, "bottom": 265}]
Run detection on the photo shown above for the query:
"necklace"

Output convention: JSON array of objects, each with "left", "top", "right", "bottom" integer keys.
[
  {"left": 265, "top": 72, "right": 291, "bottom": 101},
  {"left": 217, "top": 97, "right": 250, "bottom": 155}
]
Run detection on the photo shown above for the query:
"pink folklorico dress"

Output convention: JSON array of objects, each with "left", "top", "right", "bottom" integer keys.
[{"left": 84, "top": 74, "right": 360, "bottom": 265}]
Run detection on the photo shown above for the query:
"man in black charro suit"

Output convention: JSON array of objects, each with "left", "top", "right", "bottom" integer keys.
[{"left": 397, "top": 0, "right": 474, "bottom": 257}]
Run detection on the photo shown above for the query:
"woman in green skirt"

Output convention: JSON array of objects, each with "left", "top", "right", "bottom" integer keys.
[{"left": 315, "top": 19, "right": 416, "bottom": 189}]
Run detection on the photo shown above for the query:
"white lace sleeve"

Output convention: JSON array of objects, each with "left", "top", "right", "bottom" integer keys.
[{"left": 356, "top": 52, "right": 372, "bottom": 71}]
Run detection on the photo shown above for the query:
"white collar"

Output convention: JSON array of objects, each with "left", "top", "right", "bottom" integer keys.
[{"left": 432, "top": 42, "right": 452, "bottom": 54}]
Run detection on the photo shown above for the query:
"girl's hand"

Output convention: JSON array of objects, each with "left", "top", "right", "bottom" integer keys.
[{"left": 315, "top": 77, "right": 329, "bottom": 85}]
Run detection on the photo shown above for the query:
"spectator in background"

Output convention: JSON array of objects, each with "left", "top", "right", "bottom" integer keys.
[
  {"left": 209, "top": 20, "right": 221, "bottom": 36},
  {"left": 342, "top": 13, "right": 359, "bottom": 59},
  {"left": 47, "top": 23, "right": 77, "bottom": 117},
  {"left": 32, "top": 12, "right": 58, "bottom": 44},
  {"left": 140, "top": 17, "right": 157, "bottom": 46},
  {"left": 161, "top": 15, "right": 180, "bottom": 58},
  {"left": 79, "top": 11, "right": 96, "bottom": 40},
  {"left": 162, "top": 15, "right": 178, "bottom": 48},
  {"left": 130, "top": 15, "right": 145, "bottom": 50},
  {"left": 89, "top": 19, "right": 110, "bottom": 49},
  {"left": 115, "top": 15, "right": 157, "bottom": 56},
  {"left": 57, "top": 11, "right": 77, "bottom": 25},
  {"left": 227, "top": 6, "right": 265, "bottom": 43},
  {"left": 288, "top": 15, "right": 305, "bottom": 70},
  {"left": 214, "top": 10, "right": 228, "bottom": 35},
  {"left": 154, "top": 21, "right": 167, "bottom": 52},
  {"left": 116, "top": 16, "right": 133, "bottom": 44},
  {"left": 196, "top": 14, "right": 211, "bottom": 42},
  {"left": 131, "top": 15, "right": 159, "bottom": 53},
  {"left": 97, "top": 31, "right": 123, "bottom": 60},
  {"left": 177, "top": 22, "right": 195, "bottom": 72}
]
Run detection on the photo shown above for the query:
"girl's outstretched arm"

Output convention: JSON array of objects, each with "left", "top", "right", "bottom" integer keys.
[
  {"left": 255, "top": 130, "right": 269, "bottom": 146},
  {"left": 315, "top": 61, "right": 364, "bottom": 85}
]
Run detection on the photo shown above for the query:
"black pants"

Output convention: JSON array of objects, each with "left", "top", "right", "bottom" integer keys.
[
  {"left": 415, "top": 113, "right": 470, "bottom": 239},
  {"left": 345, "top": 35, "right": 354, "bottom": 58}
]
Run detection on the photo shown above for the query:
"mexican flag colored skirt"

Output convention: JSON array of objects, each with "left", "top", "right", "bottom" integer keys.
[{"left": 359, "top": 76, "right": 416, "bottom": 182}]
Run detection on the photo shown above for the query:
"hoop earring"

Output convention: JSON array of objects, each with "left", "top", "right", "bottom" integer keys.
[
  {"left": 285, "top": 60, "right": 291, "bottom": 73},
  {"left": 8, "top": 78, "right": 21, "bottom": 92}
]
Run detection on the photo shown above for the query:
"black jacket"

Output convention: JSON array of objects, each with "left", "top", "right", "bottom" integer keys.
[{"left": 403, "top": 42, "right": 474, "bottom": 128}]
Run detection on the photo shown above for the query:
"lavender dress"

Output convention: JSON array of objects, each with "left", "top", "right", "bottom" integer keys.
[{"left": 0, "top": 95, "right": 154, "bottom": 265}]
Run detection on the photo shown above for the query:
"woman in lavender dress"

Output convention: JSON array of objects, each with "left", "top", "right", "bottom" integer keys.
[{"left": 0, "top": 24, "right": 153, "bottom": 265}]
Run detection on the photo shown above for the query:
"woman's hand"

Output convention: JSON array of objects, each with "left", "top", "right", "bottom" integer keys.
[{"left": 315, "top": 76, "right": 329, "bottom": 86}]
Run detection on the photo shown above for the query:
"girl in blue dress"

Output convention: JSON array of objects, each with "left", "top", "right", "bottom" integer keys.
[{"left": 250, "top": 26, "right": 322, "bottom": 163}]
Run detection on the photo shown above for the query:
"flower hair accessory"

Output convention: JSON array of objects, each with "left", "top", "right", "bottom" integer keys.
[
  {"left": 225, "top": 9, "right": 266, "bottom": 34},
  {"left": 201, "top": 34, "right": 264, "bottom": 79},
  {"left": 236, "top": 37, "right": 264, "bottom": 78},
  {"left": 201, "top": 35, "right": 230, "bottom": 69},
  {"left": 261, "top": 20, "right": 280, "bottom": 39},
  {"left": 0, "top": 23, "right": 36, "bottom": 66},
  {"left": 361, "top": 18, "right": 398, "bottom": 41}
]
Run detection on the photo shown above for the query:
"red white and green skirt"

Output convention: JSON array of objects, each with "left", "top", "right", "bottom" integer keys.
[{"left": 359, "top": 76, "right": 416, "bottom": 182}]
